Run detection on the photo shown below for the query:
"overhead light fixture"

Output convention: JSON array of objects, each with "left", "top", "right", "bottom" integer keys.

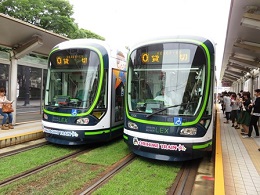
[{"left": 241, "top": 13, "right": 260, "bottom": 30}]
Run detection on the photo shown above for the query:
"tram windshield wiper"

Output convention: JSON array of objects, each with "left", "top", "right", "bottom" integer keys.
[{"left": 146, "top": 101, "right": 195, "bottom": 118}]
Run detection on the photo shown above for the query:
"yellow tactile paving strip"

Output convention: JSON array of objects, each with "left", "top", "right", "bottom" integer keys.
[{"left": 215, "top": 111, "right": 225, "bottom": 195}]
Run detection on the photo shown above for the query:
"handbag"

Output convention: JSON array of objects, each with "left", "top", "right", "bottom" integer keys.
[{"left": 2, "top": 103, "right": 14, "bottom": 113}]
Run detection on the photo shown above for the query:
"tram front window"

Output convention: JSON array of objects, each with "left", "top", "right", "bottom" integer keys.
[
  {"left": 48, "top": 70, "right": 99, "bottom": 108},
  {"left": 127, "top": 43, "right": 207, "bottom": 116},
  {"left": 45, "top": 49, "right": 101, "bottom": 109}
]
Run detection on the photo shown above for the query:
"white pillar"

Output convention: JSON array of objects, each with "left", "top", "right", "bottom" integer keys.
[{"left": 9, "top": 56, "right": 18, "bottom": 124}]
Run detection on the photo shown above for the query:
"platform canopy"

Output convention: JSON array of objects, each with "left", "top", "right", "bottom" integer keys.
[
  {"left": 0, "top": 13, "right": 69, "bottom": 58},
  {"left": 221, "top": 0, "right": 260, "bottom": 86}
]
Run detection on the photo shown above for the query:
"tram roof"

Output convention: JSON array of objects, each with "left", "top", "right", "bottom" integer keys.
[
  {"left": 0, "top": 13, "right": 69, "bottom": 57},
  {"left": 221, "top": 0, "right": 260, "bottom": 86}
]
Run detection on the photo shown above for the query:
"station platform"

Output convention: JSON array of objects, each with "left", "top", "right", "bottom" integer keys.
[{"left": 218, "top": 104, "right": 260, "bottom": 195}]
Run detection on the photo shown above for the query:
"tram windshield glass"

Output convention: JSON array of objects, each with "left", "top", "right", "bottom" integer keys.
[
  {"left": 45, "top": 49, "right": 103, "bottom": 109},
  {"left": 127, "top": 43, "right": 207, "bottom": 116}
]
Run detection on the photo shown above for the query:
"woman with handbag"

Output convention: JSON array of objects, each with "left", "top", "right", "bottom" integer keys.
[{"left": 0, "top": 88, "right": 14, "bottom": 130}]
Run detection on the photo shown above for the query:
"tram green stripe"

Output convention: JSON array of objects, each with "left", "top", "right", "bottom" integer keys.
[
  {"left": 84, "top": 125, "right": 123, "bottom": 135},
  {"left": 192, "top": 141, "right": 212, "bottom": 149},
  {"left": 85, "top": 130, "right": 110, "bottom": 135},
  {"left": 123, "top": 134, "right": 128, "bottom": 140},
  {"left": 111, "top": 125, "right": 124, "bottom": 132}
]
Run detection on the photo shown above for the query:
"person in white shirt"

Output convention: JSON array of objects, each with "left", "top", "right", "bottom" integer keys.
[{"left": 223, "top": 92, "right": 232, "bottom": 123}]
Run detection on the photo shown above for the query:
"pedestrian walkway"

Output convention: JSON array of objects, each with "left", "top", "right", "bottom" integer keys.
[{"left": 219, "top": 105, "right": 260, "bottom": 195}]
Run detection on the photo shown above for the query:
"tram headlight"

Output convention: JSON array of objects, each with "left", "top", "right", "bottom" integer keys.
[
  {"left": 180, "top": 127, "right": 197, "bottom": 136},
  {"left": 128, "top": 122, "right": 138, "bottom": 130},
  {"left": 76, "top": 118, "right": 90, "bottom": 124},
  {"left": 43, "top": 114, "right": 48, "bottom": 120}
]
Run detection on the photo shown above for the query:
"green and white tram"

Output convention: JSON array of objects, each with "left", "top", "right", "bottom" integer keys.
[
  {"left": 42, "top": 39, "right": 127, "bottom": 145},
  {"left": 124, "top": 35, "right": 215, "bottom": 161}
]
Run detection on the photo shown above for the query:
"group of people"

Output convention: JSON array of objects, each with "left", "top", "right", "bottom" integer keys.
[
  {"left": 220, "top": 89, "right": 260, "bottom": 151},
  {"left": 0, "top": 88, "right": 14, "bottom": 130}
]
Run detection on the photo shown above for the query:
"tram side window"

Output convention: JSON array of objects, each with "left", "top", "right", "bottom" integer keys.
[{"left": 50, "top": 72, "right": 62, "bottom": 99}]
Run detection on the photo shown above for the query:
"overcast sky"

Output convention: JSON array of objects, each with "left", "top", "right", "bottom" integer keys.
[{"left": 68, "top": 0, "right": 231, "bottom": 79}]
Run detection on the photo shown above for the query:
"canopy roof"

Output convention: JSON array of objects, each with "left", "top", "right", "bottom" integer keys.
[
  {"left": 221, "top": 0, "right": 260, "bottom": 86},
  {"left": 0, "top": 13, "right": 68, "bottom": 57}
]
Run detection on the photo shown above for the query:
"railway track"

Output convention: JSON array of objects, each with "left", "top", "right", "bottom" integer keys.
[
  {"left": 79, "top": 153, "right": 136, "bottom": 195},
  {"left": 0, "top": 139, "right": 207, "bottom": 194},
  {"left": 167, "top": 158, "right": 202, "bottom": 195},
  {"left": 0, "top": 140, "right": 48, "bottom": 158},
  {"left": 79, "top": 156, "right": 202, "bottom": 195},
  {"left": 0, "top": 146, "right": 93, "bottom": 188}
]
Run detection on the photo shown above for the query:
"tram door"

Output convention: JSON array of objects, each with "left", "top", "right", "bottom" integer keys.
[{"left": 111, "top": 69, "right": 126, "bottom": 126}]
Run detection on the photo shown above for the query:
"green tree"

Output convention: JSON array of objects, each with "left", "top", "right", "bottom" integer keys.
[
  {"left": 70, "top": 28, "right": 105, "bottom": 40},
  {"left": 0, "top": 0, "right": 104, "bottom": 40}
]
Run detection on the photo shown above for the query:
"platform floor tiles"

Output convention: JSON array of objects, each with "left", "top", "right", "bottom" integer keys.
[{"left": 219, "top": 109, "right": 260, "bottom": 195}]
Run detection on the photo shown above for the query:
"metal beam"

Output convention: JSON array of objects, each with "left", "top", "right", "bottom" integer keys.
[
  {"left": 229, "top": 56, "right": 260, "bottom": 69},
  {"left": 227, "top": 63, "right": 250, "bottom": 72},
  {"left": 224, "top": 72, "right": 240, "bottom": 79},
  {"left": 234, "top": 42, "right": 260, "bottom": 53},
  {"left": 13, "top": 35, "right": 43, "bottom": 59},
  {"left": 243, "top": 12, "right": 260, "bottom": 21},
  {"left": 225, "top": 69, "right": 244, "bottom": 77},
  {"left": 241, "top": 13, "right": 260, "bottom": 30},
  {"left": 222, "top": 75, "right": 239, "bottom": 84},
  {"left": 223, "top": 75, "right": 238, "bottom": 81}
]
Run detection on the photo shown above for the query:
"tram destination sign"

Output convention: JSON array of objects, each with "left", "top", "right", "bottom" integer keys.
[
  {"left": 55, "top": 55, "right": 88, "bottom": 66},
  {"left": 50, "top": 49, "right": 91, "bottom": 67},
  {"left": 140, "top": 49, "right": 190, "bottom": 65}
]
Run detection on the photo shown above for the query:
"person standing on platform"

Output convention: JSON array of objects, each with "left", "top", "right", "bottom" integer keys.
[
  {"left": 230, "top": 93, "right": 239, "bottom": 128},
  {"left": 247, "top": 89, "right": 260, "bottom": 138},
  {"left": 0, "top": 88, "right": 14, "bottom": 130},
  {"left": 17, "top": 81, "right": 20, "bottom": 99},
  {"left": 240, "top": 92, "right": 252, "bottom": 138},
  {"left": 235, "top": 93, "right": 243, "bottom": 129},
  {"left": 219, "top": 93, "right": 225, "bottom": 114},
  {"left": 223, "top": 92, "right": 232, "bottom": 123}
]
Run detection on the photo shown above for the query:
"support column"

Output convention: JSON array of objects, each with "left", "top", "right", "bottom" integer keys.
[{"left": 9, "top": 56, "right": 18, "bottom": 124}]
